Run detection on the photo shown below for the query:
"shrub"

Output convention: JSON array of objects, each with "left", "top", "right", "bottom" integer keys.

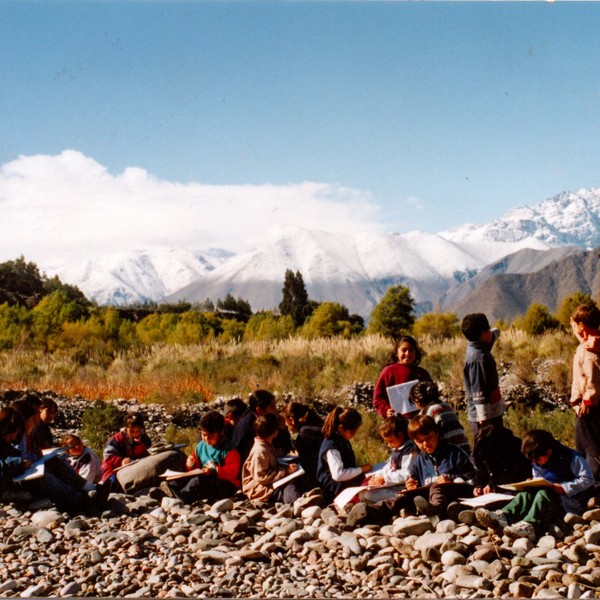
[
  {"left": 413, "top": 312, "right": 460, "bottom": 340},
  {"left": 80, "top": 401, "right": 123, "bottom": 457}
]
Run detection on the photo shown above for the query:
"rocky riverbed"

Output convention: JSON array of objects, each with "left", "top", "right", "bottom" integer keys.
[
  {"left": 2, "top": 388, "right": 597, "bottom": 599},
  {"left": 3, "top": 491, "right": 600, "bottom": 598}
]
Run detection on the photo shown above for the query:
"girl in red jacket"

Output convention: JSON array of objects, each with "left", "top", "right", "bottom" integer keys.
[{"left": 373, "top": 336, "right": 432, "bottom": 418}]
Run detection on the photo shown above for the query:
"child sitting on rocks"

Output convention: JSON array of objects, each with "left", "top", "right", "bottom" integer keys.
[
  {"left": 161, "top": 411, "right": 241, "bottom": 503},
  {"left": 101, "top": 412, "right": 152, "bottom": 483},
  {"left": 476, "top": 429, "right": 594, "bottom": 539},
  {"left": 62, "top": 433, "right": 102, "bottom": 484},
  {"left": 0, "top": 407, "right": 89, "bottom": 514},
  {"left": 369, "top": 414, "right": 418, "bottom": 487},
  {"left": 406, "top": 414, "right": 475, "bottom": 519},
  {"left": 242, "top": 413, "right": 301, "bottom": 505},
  {"left": 317, "top": 407, "right": 372, "bottom": 505}
]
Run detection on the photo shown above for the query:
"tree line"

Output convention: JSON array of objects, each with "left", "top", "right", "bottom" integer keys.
[{"left": 0, "top": 258, "right": 593, "bottom": 364}]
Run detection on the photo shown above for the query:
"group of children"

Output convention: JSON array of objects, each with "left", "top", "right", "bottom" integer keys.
[{"left": 2, "top": 305, "right": 600, "bottom": 542}]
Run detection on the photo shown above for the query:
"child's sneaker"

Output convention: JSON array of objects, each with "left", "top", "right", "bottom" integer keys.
[
  {"left": 414, "top": 495, "right": 438, "bottom": 517},
  {"left": 475, "top": 508, "right": 508, "bottom": 533},
  {"left": 160, "top": 481, "right": 180, "bottom": 500},
  {"left": 505, "top": 520, "right": 535, "bottom": 540}
]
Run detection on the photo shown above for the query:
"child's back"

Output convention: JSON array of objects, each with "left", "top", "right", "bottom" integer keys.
[{"left": 461, "top": 313, "right": 504, "bottom": 433}]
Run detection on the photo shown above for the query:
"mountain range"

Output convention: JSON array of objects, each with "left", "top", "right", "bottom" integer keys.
[{"left": 49, "top": 187, "right": 600, "bottom": 321}]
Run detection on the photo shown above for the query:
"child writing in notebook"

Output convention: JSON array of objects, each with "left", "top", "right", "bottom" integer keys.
[
  {"left": 242, "top": 413, "right": 301, "bottom": 504},
  {"left": 161, "top": 411, "right": 240, "bottom": 503},
  {"left": 317, "top": 407, "right": 372, "bottom": 504}
]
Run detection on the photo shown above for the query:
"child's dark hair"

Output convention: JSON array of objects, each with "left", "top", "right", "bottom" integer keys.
[
  {"left": 379, "top": 414, "right": 408, "bottom": 440},
  {"left": 40, "top": 397, "right": 58, "bottom": 412},
  {"left": 407, "top": 414, "right": 438, "bottom": 439},
  {"left": 124, "top": 412, "right": 145, "bottom": 429},
  {"left": 322, "top": 407, "right": 362, "bottom": 439},
  {"left": 521, "top": 429, "right": 556, "bottom": 460},
  {"left": 199, "top": 411, "right": 225, "bottom": 435},
  {"left": 254, "top": 413, "right": 280, "bottom": 438},
  {"left": 248, "top": 389, "right": 275, "bottom": 413},
  {"left": 390, "top": 335, "right": 423, "bottom": 366},
  {"left": 0, "top": 406, "right": 25, "bottom": 440},
  {"left": 283, "top": 401, "right": 323, "bottom": 428},
  {"left": 409, "top": 381, "right": 440, "bottom": 408},
  {"left": 224, "top": 398, "right": 247, "bottom": 421},
  {"left": 10, "top": 399, "right": 38, "bottom": 422},
  {"left": 22, "top": 394, "right": 43, "bottom": 411},
  {"left": 572, "top": 304, "right": 600, "bottom": 330},
  {"left": 461, "top": 313, "right": 491, "bottom": 342}
]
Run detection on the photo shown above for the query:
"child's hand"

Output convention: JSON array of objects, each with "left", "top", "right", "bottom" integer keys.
[
  {"left": 552, "top": 483, "right": 566, "bottom": 495},
  {"left": 360, "top": 464, "right": 373, "bottom": 474},
  {"left": 23, "top": 459, "right": 31, "bottom": 469},
  {"left": 436, "top": 474, "right": 452, "bottom": 484},
  {"left": 368, "top": 474, "right": 384, "bottom": 486},
  {"left": 122, "top": 457, "right": 131, "bottom": 465},
  {"left": 186, "top": 455, "right": 196, "bottom": 469},
  {"left": 386, "top": 408, "right": 396, "bottom": 418},
  {"left": 405, "top": 478, "right": 418, "bottom": 491},
  {"left": 286, "top": 463, "right": 299, "bottom": 475}
]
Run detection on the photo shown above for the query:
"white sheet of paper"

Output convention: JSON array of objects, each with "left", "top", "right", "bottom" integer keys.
[
  {"left": 273, "top": 466, "right": 305, "bottom": 489},
  {"left": 13, "top": 460, "right": 45, "bottom": 482},
  {"left": 386, "top": 380, "right": 419, "bottom": 414},
  {"left": 459, "top": 492, "right": 514, "bottom": 508}
]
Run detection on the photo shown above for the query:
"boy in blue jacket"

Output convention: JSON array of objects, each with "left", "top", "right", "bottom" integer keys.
[
  {"left": 405, "top": 415, "right": 475, "bottom": 518},
  {"left": 476, "top": 429, "right": 594, "bottom": 539},
  {"left": 461, "top": 313, "right": 505, "bottom": 437}
]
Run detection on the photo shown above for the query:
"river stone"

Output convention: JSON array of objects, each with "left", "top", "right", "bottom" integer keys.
[
  {"left": 414, "top": 531, "right": 454, "bottom": 552},
  {"left": 584, "top": 524, "right": 600, "bottom": 545},
  {"left": 60, "top": 582, "right": 81, "bottom": 596},
  {"left": 441, "top": 550, "right": 467, "bottom": 566},
  {"left": 30, "top": 509, "right": 64, "bottom": 528},
  {"left": 509, "top": 581, "right": 536, "bottom": 597},
  {"left": 392, "top": 516, "right": 434, "bottom": 536}
]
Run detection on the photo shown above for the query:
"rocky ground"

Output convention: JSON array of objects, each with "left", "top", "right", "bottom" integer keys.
[{"left": 1, "top": 386, "right": 596, "bottom": 599}]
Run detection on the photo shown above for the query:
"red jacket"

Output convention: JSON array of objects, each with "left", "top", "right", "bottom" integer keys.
[{"left": 373, "top": 363, "right": 432, "bottom": 417}]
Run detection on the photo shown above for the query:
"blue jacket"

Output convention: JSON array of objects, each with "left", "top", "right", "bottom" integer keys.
[
  {"left": 532, "top": 442, "right": 593, "bottom": 514},
  {"left": 410, "top": 440, "right": 475, "bottom": 487},
  {"left": 463, "top": 330, "right": 504, "bottom": 423}
]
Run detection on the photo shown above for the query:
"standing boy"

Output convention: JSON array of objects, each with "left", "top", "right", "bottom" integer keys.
[
  {"left": 570, "top": 303, "right": 600, "bottom": 480},
  {"left": 461, "top": 313, "right": 504, "bottom": 437}
]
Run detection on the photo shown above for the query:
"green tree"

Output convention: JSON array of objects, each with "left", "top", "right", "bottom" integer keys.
[
  {"left": 367, "top": 285, "right": 415, "bottom": 339},
  {"left": 0, "top": 256, "right": 46, "bottom": 307},
  {"left": 279, "top": 269, "right": 313, "bottom": 326},
  {"left": 216, "top": 293, "right": 252, "bottom": 322},
  {"left": 514, "top": 303, "right": 560, "bottom": 336},
  {"left": 555, "top": 292, "right": 595, "bottom": 330},
  {"left": 301, "top": 302, "right": 362, "bottom": 339},
  {"left": 244, "top": 311, "right": 295, "bottom": 341},
  {"left": 413, "top": 312, "right": 460, "bottom": 340},
  {"left": 0, "top": 302, "right": 32, "bottom": 349},
  {"left": 31, "top": 289, "right": 90, "bottom": 350}
]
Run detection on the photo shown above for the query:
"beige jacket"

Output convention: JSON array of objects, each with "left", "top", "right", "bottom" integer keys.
[
  {"left": 241, "top": 438, "right": 286, "bottom": 502},
  {"left": 571, "top": 343, "right": 600, "bottom": 408}
]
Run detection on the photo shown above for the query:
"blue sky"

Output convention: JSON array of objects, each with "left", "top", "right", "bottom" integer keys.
[{"left": 1, "top": 1, "right": 600, "bottom": 265}]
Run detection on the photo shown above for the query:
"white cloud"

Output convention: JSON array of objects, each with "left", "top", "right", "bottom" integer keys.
[{"left": 0, "top": 150, "right": 383, "bottom": 269}]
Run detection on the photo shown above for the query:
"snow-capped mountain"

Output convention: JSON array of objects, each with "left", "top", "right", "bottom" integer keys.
[
  {"left": 49, "top": 247, "right": 233, "bottom": 305},
  {"left": 166, "top": 228, "right": 551, "bottom": 317},
  {"left": 51, "top": 186, "right": 600, "bottom": 316},
  {"left": 441, "top": 188, "right": 600, "bottom": 248}
]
